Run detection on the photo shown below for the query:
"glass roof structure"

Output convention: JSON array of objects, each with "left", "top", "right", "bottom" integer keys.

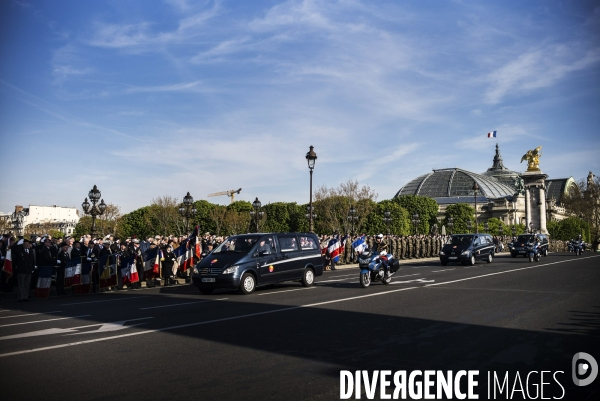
[
  {"left": 546, "top": 178, "right": 575, "bottom": 205},
  {"left": 395, "top": 168, "right": 515, "bottom": 201},
  {"left": 480, "top": 143, "right": 521, "bottom": 188}
]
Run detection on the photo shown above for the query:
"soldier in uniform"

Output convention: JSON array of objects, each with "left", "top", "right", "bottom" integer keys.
[{"left": 13, "top": 238, "right": 36, "bottom": 302}]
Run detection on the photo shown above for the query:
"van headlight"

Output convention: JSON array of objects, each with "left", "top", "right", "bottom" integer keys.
[
  {"left": 439, "top": 251, "right": 445, "bottom": 255},
  {"left": 193, "top": 267, "right": 199, "bottom": 274},
  {"left": 461, "top": 250, "right": 470, "bottom": 256},
  {"left": 222, "top": 265, "right": 239, "bottom": 275}
]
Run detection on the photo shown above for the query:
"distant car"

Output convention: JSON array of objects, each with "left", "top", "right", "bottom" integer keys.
[
  {"left": 439, "top": 234, "right": 495, "bottom": 266},
  {"left": 511, "top": 234, "right": 549, "bottom": 258},
  {"left": 192, "top": 232, "right": 323, "bottom": 295}
]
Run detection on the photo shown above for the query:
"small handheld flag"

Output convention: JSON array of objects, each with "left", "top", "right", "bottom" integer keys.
[{"left": 487, "top": 131, "right": 497, "bottom": 138}]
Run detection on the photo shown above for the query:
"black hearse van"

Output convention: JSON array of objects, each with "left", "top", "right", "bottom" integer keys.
[
  {"left": 510, "top": 234, "right": 549, "bottom": 257},
  {"left": 439, "top": 234, "right": 495, "bottom": 266},
  {"left": 192, "top": 233, "right": 323, "bottom": 295}
]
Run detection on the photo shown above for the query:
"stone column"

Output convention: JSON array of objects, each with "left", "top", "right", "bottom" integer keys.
[
  {"left": 525, "top": 188, "right": 531, "bottom": 229},
  {"left": 538, "top": 185, "right": 547, "bottom": 234}
]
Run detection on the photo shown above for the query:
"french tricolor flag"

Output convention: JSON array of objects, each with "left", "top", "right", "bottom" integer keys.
[{"left": 487, "top": 131, "right": 497, "bottom": 138}]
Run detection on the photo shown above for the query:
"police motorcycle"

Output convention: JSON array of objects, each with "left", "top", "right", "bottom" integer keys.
[
  {"left": 527, "top": 239, "right": 542, "bottom": 262},
  {"left": 357, "top": 248, "right": 400, "bottom": 288},
  {"left": 572, "top": 237, "right": 584, "bottom": 256}
]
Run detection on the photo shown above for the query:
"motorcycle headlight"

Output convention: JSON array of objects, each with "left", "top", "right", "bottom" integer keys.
[
  {"left": 461, "top": 250, "right": 470, "bottom": 256},
  {"left": 222, "top": 265, "right": 239, "bottom": 275}
]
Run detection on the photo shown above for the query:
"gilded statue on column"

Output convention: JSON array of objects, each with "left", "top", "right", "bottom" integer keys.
[{"left": 520, "top": 146, "right": 542, "bottom": 172}]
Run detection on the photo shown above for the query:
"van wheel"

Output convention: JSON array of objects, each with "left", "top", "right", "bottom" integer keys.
[
  {"left": 301, "top": 268, "right": 314, "bottom": 287},
  {"left": 240, "top": 273, "right": 256, "bottom": 295},
  {"left": 486, "top": 253, "right": 493, "bottom": 264},
  {"left": 199, "top": 288, "right": 214, "bottom": 295},
  {"left": 469, "top": 255, "right": 476, "bottom": 266}
]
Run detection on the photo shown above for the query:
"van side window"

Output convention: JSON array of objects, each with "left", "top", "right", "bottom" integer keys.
[
  {"left": 278, "top": 235, "right": 298, "bottom": 252},
  {"left": 299, "top": 236, "right": 318, "bottom": 250},
  {"left": 256, "top": 235, "right": 277, "bottom": 256}
]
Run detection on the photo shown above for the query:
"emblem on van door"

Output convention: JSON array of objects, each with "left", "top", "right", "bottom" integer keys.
[
  {"left": 269, "top": 265, "right": 274, "bottom": 272},
  {"left": 211, "top": 259, "right": 218, "bottom": 264}
]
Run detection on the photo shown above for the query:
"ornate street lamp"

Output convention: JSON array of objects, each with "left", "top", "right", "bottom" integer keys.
[
  {"left": 447, "top": 217, "right": 454, "bottom": 235},
  {"left": 411, "top": 213, "right": 420, "bottom": 235},
  {"left": 473, "top": 181, "right": 480, "bottom": 233},
  {"left": 178, "top": 192, "right": 197, "bottom": 234},
  {"left": 347, "top": 206, "right": 358, "bottom": 235},
  {"left": 383, "top": 209, "right": 392, "bottom": 249},
  {"left": 484, "top": 221, "right": 489, "bottom": 234},
  {"left": 529, "top": 222, "right": 534, "bottom": 234},
  {"left": 305, "top": 145, "right": 317, "bottom": 232},
  {"left": 511, "top": 225, "right": 517, "bottom": 237},
  {"left": 249, "top": 197, "right": 264, "bottom": 232},
  {"left": 82, "top": 185, "right": 106, "bottom": 238},
  {"left": 498, "top": 225, "right": 504, "bottom": 237},
  {"left": 467, "top": 220, "right": 472, "bottom": 233}
]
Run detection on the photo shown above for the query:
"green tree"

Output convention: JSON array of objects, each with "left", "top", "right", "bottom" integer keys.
[
  {"left": 442, "top": 203, "right": 475, "bottom": 234},
  {"left": 361, "top": 200, "right": 410, "bottom": 235},
  {"left": 393, "top": 195, "right": 438, "bottom": 235},
  {"left": 190, "top": 200, "right": 217, "bottom": 235},
  {"left": 117, "top": 206, "right": 153, "bottom": 239}
]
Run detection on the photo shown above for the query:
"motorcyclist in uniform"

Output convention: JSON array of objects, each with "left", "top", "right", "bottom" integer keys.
[{"left": 372, "top": 234, "right": 388, "bottom": 255}]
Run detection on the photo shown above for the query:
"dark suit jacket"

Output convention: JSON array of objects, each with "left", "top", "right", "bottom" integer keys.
[
  {"left": 12, "top": 245, "right": 36, "bottom": 274},
  {"left": 40, "top": 246, "right": 56, "bottom": 267}
]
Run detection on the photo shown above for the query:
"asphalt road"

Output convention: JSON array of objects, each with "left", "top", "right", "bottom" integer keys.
[{"left": 1, "top": 252, "right": 599, "bottom": 400}]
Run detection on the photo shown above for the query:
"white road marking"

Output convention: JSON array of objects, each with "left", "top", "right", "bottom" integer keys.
[
  {"left": 317, "top": 277, "right": 355, "bottom": 283},
  {"left": 258, "top": 287, "right": 317, "bottom": 296},
  {"left": 0, "top": 315, "right": 91, "bottom": 328},
  {"left": 0, "top": 311, "right": 62, "bottom": 320},
  {"left": 0, "top": 318, "right": 154, "bottom": 340},
  {"left": 1, "top": 254, "right": 597, "bottom": 358},
  {"left": 139, "top": 299, "right": 228, "bottom": 310},
  {"left": 62, "top": 296, "right": 150, "bottom": 306},
  {"left": 392, "top": 278, "right": 435, "bottom": 284},
  {"left": 431, "top": 268, "right": 455, "bottom": 273},
  {"left": 395, "top": 273, "right": 421, "bottom": 278}
]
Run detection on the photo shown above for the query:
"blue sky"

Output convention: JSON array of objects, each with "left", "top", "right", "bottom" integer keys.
[{"left": 1, "top": 0, "right": 599, "bottom": 214}]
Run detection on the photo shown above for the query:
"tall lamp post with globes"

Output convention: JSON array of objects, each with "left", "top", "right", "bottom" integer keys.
[
  {"left": 473, "top": 181, "right": 480, "bottom": 234},
  {"left": 178, "top": 192, "right": 197, "bottom": 234},
  {"left": 447, "top": 217, "right": 454, "bottom": 235},
  {"left": 383, "top": 209, "right": 392, "bottom": 250},
  {"left": 347, "top": 206, "right": 358, "bottom": 235},
  {"left": 411, "top": 213, "right": 420, "bottom": 235},
  {"left": 250, "top": 197, "right": 264, "bottom": 233},
  {"left": 305, "top": 146, "right": 317, "bottom": 232},
  {"left": 82, "top": 185, "right": 107, "bottom": 238},
  {"left": 467, "top": 220, "right": 472, "bottom": 233},
  {"left": 305, "top": 206, "right": 317, "bottom": 226}
]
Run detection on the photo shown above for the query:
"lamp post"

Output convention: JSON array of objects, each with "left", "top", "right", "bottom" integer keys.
[
  {"left": 511, "top": 225, "right": 517, "bottom": 238},
  {"left": 411, "top": 213, "right": 420, "bottom": 235},
  {"left": 447, "top": 217, "right": 454, "bottom": 235},
  {"left": 305, "top": 145, "right": 317, "bottom": 232},
  {"left": 499, "top": 225, "right": 504, "bottom": 237},
  {"left": 347, "top": 206, "right": 358, "bottom": 235},
  {"left": 249, "top": 197, "right": 264, "bottom": 233},
  {"left": 484, "top": 221, "right": 489, "bottom": 234},
  {"left": 529, "top": 222, "right": 534, "bottom": 234},
  {"left": 178, "top": 192, "right": 197, "bottom": 234},
  {"left": 473, "top": 181, "right": 480, "bottom": 233},
  {"left": 82, "top": 185, "right": 107, "bottom": 238},
  {"left": 305, "top": 206, "right": 317, "bottom": 227},
  {"left": 467, "top": 220, "right": 472, "bottom": 233},
  {"left": 383, "top": 209, "right": 392, "bottom": 249}
]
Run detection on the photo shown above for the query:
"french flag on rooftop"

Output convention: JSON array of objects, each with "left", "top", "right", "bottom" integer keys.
[{"left": 487, "top": 131, "right": 497, "bottom": 138}]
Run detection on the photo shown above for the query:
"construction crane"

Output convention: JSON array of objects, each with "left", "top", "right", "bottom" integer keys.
[{"left": 207, "top": 188, "right": 242, "bottom": 204}]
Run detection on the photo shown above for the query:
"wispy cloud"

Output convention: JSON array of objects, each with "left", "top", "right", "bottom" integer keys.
[{"left": 484, "top": 44, "right": 600, "bottom": 104}]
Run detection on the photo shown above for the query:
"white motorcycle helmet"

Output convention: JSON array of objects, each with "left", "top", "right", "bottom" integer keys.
[{"left": 376, "top": 234, "right": 384, "bottom": 240}]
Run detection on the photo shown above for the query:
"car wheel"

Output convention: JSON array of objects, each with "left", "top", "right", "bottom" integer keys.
[
  {"left": 487, "top": 253, "right": 493, "bottom": 264},
  {"left": 199, "top": 288, "right": 214, "bottom": 295},
  {"left": 359, "top": 272, "right": 371, "bottom": 288},
  {"left": 301, "top": 268, "right": 315, "bottom": 287},
  {"left": 240, "top": 273, "right": 256, "bottom": 295},
  {"left": 469, "top": 255, "right": 476, "bottom": 266}
]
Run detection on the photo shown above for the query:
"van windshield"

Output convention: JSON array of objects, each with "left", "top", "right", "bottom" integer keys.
[
  {"left": 212, "top": 236, "right": 261, "bottom": 254},
  {"left": 446, "top": 235, "right": 474, "bottom": 245},
  {"left": 516, "top": 235, "right": 534, "bottom": 243}
]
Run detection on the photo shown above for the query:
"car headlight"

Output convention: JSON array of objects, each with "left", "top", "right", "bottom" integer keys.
[
  {"left": 461, "top": 250, "right": 470, "bottom": 255},
  {"left": 222, "top": 265, "right": 239, "bottom": 275}
]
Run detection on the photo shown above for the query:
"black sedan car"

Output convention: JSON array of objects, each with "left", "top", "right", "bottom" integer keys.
[{"left": 439, "top": 234, "right": 495, "bottom": 266}]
